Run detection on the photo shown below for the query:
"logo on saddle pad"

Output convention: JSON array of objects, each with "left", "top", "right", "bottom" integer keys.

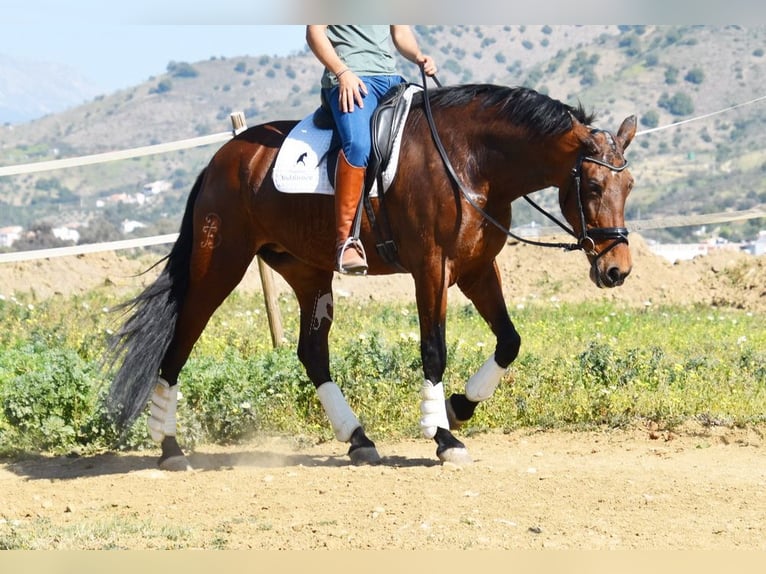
[{"left": 272, "top": 85, "right": 421, "bottom": 197}]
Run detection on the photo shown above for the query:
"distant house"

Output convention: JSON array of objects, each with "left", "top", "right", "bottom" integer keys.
[
  {"left": 52, "top": 226, "right": 80, "bottom": 243},
  {"left": 143, "top": 180, "right": 171, "bottom": 195},
  {"left": 122, "top": 219, "right": 147, "bottom": 234},
  {"left": 754, "top": 231, "right": 766, "bottom": 256},
  {"left": 0, "top": 225, "right": 23, "bottom": 247}
]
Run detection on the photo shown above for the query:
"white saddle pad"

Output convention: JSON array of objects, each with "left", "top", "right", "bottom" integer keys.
[{"left": 272, "top": 85, "right": 421, "bottom": 197}]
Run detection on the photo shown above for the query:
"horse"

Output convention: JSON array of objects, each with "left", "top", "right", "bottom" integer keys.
[{"left": 105, "top": 83, "right": 636, "bottom": 470}]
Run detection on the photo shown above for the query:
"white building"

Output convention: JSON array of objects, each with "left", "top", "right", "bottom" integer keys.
[
  {"left": 143, "top": 180, "right": 171, "bottom": 195},
  {"left": 52, "top": 226, "right": 80, "bottom": 243},
  {"left": 754, "top": 231, "right": 766, "bottom": 256},
  {"left": 0, "top": 225, "right": 23, "bottom": 247},
  {"left": 122, "top": 219, "right": 147, "bottom": 234}
]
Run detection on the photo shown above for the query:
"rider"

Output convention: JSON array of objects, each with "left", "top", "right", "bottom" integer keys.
[{"left": 306, "top": 25, "right": 437, "bottom": 275}]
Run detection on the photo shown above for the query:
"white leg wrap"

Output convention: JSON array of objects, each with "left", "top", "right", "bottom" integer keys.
[
  {"left": 147, "top": 377, "right": 178, "bottom": 443},
  {"left": 465, "top": 354, "right": 508, "bottom": 402},
  {"left": 317, "top": 382, "right": 360, "bottom": 442},
  {"left": 420, "top": 380, "right": 449, "bottom": 439}
]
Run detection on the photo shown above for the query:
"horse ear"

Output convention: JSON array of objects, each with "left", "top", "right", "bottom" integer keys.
[{"left": 616, "top": 115, "right": 637, "bottom": 150}]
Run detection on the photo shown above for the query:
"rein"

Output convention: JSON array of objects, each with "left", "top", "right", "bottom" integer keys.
[{"left": 418, "top": 68, "right": 629, "bottom": 260}]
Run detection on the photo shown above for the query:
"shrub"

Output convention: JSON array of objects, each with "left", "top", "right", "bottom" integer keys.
[
  {"left": 641, "top": 110, "right": 659, "bottom": 128},
  {"left": 166, "top": 61, "right": 198, "bottom": 78},
  {"left": 658, "top": 92, "right": 694, "bottom": 116},
  {"left": 684, "top": 67, "right": 705, "bottom": 84},
  {"left": 1, "top": 347, "right": 100, "bottom": 451},
  {"left": 664, "top": 65, "right": 679, "bottom": 85},
  {"left": 150, "top": 80, "right": 172, "bottom": 94}
]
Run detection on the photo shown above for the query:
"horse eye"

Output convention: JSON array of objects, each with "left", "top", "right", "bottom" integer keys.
[{"left": 586, "top": 180, "right": 602, "bottom": 194}]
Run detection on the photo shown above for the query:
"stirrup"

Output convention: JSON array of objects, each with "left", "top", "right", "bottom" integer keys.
[{"left": 336, "top": 238, "right": 368, "bottom": 275}]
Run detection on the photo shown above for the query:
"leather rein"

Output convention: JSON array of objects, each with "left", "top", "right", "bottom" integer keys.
[{"left": 418, "top": 68, "right": 630, "bottom": 262}]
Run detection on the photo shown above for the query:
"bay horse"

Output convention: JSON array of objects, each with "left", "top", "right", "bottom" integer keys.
[{"left": 106, "top": 83, "right": 636, "bottom": 470}]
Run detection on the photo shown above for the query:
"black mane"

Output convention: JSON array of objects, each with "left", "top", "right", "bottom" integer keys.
[{"left": 415, "top": 83, "right": 596, "bottom": 137}]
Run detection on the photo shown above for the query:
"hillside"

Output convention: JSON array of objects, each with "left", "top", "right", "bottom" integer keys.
[{"left": 0, "top": 25, "right": 764, "bottom": 246}]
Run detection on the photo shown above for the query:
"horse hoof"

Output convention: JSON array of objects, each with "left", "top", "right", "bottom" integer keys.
[
  {"left": 445, "top": 399, "right": 466, "bottom": 431},
  {"left": 349, "top": 446, "right": 382, "bottom": 465},
  {"left": 158, "top": 455, "right": 193, "bottom": 472},
  {"left": 437, "top": 447, "right": 473, "bottom": 466}
]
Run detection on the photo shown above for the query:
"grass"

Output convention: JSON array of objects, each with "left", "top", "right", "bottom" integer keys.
[{"left": 0, "top": 289, "right": 764, "bottom": 459}]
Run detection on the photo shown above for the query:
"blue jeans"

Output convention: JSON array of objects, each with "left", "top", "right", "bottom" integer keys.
[{"left": 323, "top": 74, "right": 406, "bottom": 167}]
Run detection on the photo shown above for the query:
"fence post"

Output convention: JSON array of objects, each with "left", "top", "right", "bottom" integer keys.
[{"left": 230, "top": 112, "right": 284, "bottom": 348}]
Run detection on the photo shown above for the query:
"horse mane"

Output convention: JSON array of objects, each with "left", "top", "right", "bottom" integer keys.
[{"left": 416, "top": 83, "right": 596, "bottom": 138}]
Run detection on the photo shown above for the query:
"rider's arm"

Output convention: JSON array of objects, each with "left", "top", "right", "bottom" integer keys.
[
  {"left": 390, "top": 25, "right": 438, "bottom": 76},
  {"left": 306, "top": 25, "right": 368, "bottom": 113}
]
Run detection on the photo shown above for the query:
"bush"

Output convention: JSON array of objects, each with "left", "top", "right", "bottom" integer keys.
[
  {"left": 150, "top": 80, "right": 172, "bottom": 94},
  {"left": 167, "top": 61, "right": 199, "bottom": 78},
  {"left": 641, "top": 110, "right": 659, "bottom": 128},
  {"left": 658, "top": 92, "right": 694, "bottom": 116},
  {"left": 684, "top": 67, "right": 705, "bottom": 84},
  {"left": 664, "top": 65, "right": 679, "bottom": 85},
  {"left": 1, "top": 347, "right": 101, "bottom": 451}
]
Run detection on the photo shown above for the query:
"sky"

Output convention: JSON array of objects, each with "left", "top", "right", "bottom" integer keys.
[{"left": 1, "top": 24, "right": 308, "bottom": 93}]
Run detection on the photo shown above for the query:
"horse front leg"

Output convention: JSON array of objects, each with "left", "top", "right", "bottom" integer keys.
[
  {"left": 449, "top": 262, "right": 520, "bottom": 429},
  {"left": 415, "top": 274, "right": 472, "bottom": 465},
  {"left": 281, "top": 265, "right": 380, "bottom": 465}
]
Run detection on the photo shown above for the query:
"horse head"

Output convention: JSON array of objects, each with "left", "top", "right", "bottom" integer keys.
[{"left": 560, "top": 114, "right": 636, "bottom": 288}]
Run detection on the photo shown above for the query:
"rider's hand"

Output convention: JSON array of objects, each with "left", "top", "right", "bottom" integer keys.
[
  {"left": 417, "top": 54, "right": 438, "bottom": 77},
  {"left": 337, "top": 69, "right": 367, "bottom": 113}
]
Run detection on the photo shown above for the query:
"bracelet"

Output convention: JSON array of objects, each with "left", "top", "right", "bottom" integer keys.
[{"left": 335, "top": 68, "right": 350, "bottom": 79}]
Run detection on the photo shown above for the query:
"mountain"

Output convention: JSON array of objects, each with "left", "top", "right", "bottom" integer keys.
[
  {"left": 0, "top": 54, "right": 101, "bottom": 124},
  {"left": 0, "top": 25, "right": 764, "bottom": 246}
]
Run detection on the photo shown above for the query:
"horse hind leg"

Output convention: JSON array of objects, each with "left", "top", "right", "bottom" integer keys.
[
  {"left": 267, "top": 257, "right": 380, "bottom": 464},
  {"left": 148, "top": 379, "right": 190, "bottom": 471},
  {"left": 153, "top": 241, "right": 257, "bottom": 471},
  {"left": 316, "top": 382, "right": 380, "bottom": 465}
]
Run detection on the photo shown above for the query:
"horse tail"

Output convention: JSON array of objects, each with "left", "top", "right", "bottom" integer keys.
[{"left": 105, "top": 168, "right": 205, "bottom": 431}]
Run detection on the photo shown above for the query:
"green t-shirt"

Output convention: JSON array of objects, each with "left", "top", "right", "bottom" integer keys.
[{"left": 320, "top": 25, "right": 398, "bottom": 88}]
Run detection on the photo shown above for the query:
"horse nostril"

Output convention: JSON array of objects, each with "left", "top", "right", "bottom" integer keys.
[{"left": 606, "top": 266, "right": 628, "bottom": 286}]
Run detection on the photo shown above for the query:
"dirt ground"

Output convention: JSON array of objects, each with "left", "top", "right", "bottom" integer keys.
[
  {"left": 1, "top": 236, "right": 765, "bottom": 549},
  {"left": 1, "top": 426, "right": 764, "bottom": 550}
]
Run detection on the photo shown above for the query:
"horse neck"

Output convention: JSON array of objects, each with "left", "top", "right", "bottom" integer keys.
[{"left": 481, "top": 130, "right": 581, "bottom": 203}]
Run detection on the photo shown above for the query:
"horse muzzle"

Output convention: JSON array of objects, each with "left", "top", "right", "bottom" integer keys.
[{"left": 583, "top": 228, "right": 631, "bottom": 288}]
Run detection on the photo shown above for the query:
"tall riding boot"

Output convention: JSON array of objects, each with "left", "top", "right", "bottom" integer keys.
[{"left": 334, "top": 150, "right": 368, "bottom": 275}]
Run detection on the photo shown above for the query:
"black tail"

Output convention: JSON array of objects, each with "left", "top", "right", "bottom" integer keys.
[{"left": 105, "top": 169, "right": 206, "bottom": 431}]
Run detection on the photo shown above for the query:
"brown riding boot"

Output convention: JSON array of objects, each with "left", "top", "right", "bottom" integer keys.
[{"left": 334, "top": 150, "right": 368, "bottom": 275}]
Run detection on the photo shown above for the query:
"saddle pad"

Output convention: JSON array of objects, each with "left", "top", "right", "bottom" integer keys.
[{"left": 272, "top": 85, "right": 421, "bottom": 197}]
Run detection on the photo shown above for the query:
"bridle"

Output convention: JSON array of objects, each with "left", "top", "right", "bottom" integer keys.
[{"left": 419, "top": 69, "right": 630, "bottom": 264}]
